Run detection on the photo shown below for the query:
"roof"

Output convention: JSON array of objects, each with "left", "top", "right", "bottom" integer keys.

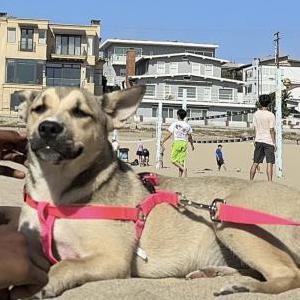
[
  {"left": 136, "top": 52, "right": 228, "bottom": 63},
  {"left": 130, "top": 73, "right": 245, "bottom": 84},
  {"left": 100, "top": 38, "right": 219, "bottom": 50}
]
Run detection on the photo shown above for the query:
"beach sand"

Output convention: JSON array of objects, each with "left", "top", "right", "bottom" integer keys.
[{"left": 1, "top": 129, "right": 300, "bottom": 299}]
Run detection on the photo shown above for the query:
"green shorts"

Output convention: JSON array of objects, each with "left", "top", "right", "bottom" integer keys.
[{"left": 171, "top": 140, "right": 188, "bottom": 166}]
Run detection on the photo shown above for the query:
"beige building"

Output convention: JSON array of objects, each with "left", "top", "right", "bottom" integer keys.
[{"left": 0, "top": 13, "right": 103, "bottom": 114}]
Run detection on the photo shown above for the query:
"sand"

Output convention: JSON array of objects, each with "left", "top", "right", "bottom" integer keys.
[{"left": 1, "top": 129, "right": 300, "bottom": 299}]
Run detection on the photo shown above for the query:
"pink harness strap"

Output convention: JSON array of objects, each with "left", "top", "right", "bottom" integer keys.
[
  {"left": 219, "top": 203, "right": 300, "bottom": 226},
  {"left": 24, "top": 189, "right": 179, "bottom": 264}
]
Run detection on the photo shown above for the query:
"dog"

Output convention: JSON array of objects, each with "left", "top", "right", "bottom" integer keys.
[{"left": 16, "top": 86, "right": 300, "bottom": 299}]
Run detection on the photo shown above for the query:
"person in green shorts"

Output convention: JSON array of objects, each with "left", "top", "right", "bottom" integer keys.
[{"left": 163, "top": 109, "right": 194, "bottom": 177}]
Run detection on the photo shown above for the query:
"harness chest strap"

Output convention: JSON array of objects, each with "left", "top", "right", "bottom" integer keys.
[{"left": 24, "top": 190, "right": 179, "bottom": 265}]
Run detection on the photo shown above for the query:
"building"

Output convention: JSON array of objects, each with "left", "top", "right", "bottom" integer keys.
[
  {"left": 0, "top": 13, "right": 102, "bottom": 114},
  {"left": 100, "top": 38, "right": 219, "bottom": 88},
  {"left": 241, "top": 56, "right": 300, "bottom": 107},
  {"left": 130, "top": 52, "right": 252, "bottom": 124}
]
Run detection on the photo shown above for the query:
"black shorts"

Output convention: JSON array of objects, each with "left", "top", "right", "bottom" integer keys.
[
  {"left": 216, "top": 158, "right": 224, "bottom": 166},
  {"left": 253, "top": 142, "right": 275, "bottom": 164},
  {"left": 136, "top": 151, "right": 143, "bottom": 156}
]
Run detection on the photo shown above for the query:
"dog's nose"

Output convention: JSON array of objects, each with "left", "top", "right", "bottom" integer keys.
[{"left": 38, "top": 121, "right": 64, "bottom": 139}]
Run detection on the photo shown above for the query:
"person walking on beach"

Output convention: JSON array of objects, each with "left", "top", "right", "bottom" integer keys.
[
  {"left": 163, "top": 108, "right": 194, "bottom": 177},
  {"left": 250, "top": 94, "right": 276, "bottom": 181},
  {"left": 216, "top": 144, "right": 226, "bottom": 171}
]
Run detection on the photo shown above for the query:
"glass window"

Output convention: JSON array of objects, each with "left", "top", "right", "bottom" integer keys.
[
  {"left": 46, "top": 63, "right": 81, "bottom": 87},
  {"left": 157, "top": 61, "right": 165, "bottom": 74},
  {"left": 6, "top": 59, "right": 43, "bottom": 84},
  {"left": 69, "top": 36, "right": 75, "bottom": 55},
  {"left": 205, "top": 64, "right": 213, "bottom": 76},
  {"left": 152, "top": 107, "right": 157, "bottom": 117},
  {"left": 38, "top": 30, "right": 46, "bottom": 44},
  {"left": 20, "top": 28, "right": 34, "bottom": 51},
  {"left": 178, "top": 87, "right": 196, "bottom": 99},
  {"left": 192, "top": 63, "right": 200, "bottom": 75},
  {"left": 169, "top": 62, "right": 178, "bottom": 75},
  {"left": 55, "top": 36, "right": 62, "bottom": 54},
  {"left": 75, "top": 37, "right": 81, "bottom": 55},
  {"left": 219, "top": 89, "right": 233, "bottom": 100},
  {"left": 55, "top": 35, "right": 81, "bottom": 55},
  {"left": 145, "top": 85, "right": 156, "bottom": 97},
  {"left": 61, "top": 36, "right": 68, "bottom": 55},
  {"left": 7, "top": 28, "right": 16, "bottom": 43},
  {"left": 88, "top": 37, "right": 94, "bottom": 56}
]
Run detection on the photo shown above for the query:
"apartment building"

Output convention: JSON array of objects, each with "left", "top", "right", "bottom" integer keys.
[
  {"left": 0, "top": 13, "right": 102, "bottom": 114},
  {"left": 130, "top": 52, "right": 250, "bottom": 123},
  {"left": 100, "top": 38, "right": 218, "bottom": 87}
]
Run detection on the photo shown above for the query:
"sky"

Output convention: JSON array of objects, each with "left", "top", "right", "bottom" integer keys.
[{"left": 2, "top": 0, "right": 300, "bottom": 63}]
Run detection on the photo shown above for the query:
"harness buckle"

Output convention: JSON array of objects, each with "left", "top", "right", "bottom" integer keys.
[{"left": 209, "top": 198, "right": 225, "bottom": 223}]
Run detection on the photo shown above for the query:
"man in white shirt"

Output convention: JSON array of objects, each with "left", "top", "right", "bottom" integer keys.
[
  {"left": 250, "top": 94, "right": 276, "bottom": 181},
  {"left": 163, "top": 109, "right": 194, "bottom": 177}
]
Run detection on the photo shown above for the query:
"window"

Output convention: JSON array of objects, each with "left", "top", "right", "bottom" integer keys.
[
  {"left": 203, "top": 87, "right": 211, "bottom": 100},
  {"left": 55, "top": 35, "right": 81, "bottom": 56},
  {"left": 20, "top": 28, "right": 34, "bottom": 51},
  {"left": 246, "top": 85, "right": 252, "bottom": 94},
  {"left": 46, "top": 63, "right": 81, "bottom": 87},
  {"left": 192, "top": 63, "right": 200, "bottom": 75},
  {"left": 87, "top": 36, "right": 94, "bottom": 56},
  {"left": 152, "top": 107, "right": 157, "bottom": 117},
  {"left": 145, "top": 85, "right": 156, "bottom": 97},
  {"left": 119, "top": 68, "right": 126, "bottom": 76},
  {"left": 178, "top": 86, "right": 196, "bottom": 99},
  {"left": 219, "top": 88, "right": 233, "bottom": 100},
  {"left": 7, "top": 28, "right": 16, "bottom": 43},
  {"left": 113, "top": 47, "right": 142, "bottom": 57},
  {"left": 185, "top": 50, "right": 213, "bottom": 57},
  {"left": 162, "top": 108, "right": 174, "bottom": 119},
  {"left": 164, "top": 85, "right": 172, "bottom": 99},
  {"left": 6, "top": 59, "right": 43, "bottom": 84},
  {"left": 38, "top": 30, "right": 46, "bottom": 44},
  {"left": 169, "top": 62, "right": 178, "bottom": 75},
  {"left": 204, "top": 64, "right": 213, "bottom": 76},
  {"left": 157, "top": 61, "right": 165, "bottom": 74}
]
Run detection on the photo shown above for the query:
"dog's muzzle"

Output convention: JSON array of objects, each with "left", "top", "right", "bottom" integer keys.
[{"left": 30, "top": 121, "right": 83, "bottom": 163}]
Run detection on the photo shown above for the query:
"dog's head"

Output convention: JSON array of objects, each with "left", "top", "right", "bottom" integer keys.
[{"left": 18, "top": 86, "right": 145, "bottom": 165}]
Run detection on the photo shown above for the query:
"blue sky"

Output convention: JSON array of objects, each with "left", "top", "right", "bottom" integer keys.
[{"left": 2, "top": 0, "right": 299, "bottom": 63}]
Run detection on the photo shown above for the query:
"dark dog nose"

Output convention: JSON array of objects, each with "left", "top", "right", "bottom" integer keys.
[{"left": 38, "top": 121, "right": 64, "bottom": 139}]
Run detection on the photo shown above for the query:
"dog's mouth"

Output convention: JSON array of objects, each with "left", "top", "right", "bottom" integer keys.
[{"left": 30, "top": 137, "right": 84, "bottom": 164}]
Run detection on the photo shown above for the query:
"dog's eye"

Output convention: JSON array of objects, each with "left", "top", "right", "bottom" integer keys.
[
  {"left": 31, "top": 104, "right": 47, "bottom": 114},
  {"left": 72, "top": 107, "right": 91, "bottom": 118}
]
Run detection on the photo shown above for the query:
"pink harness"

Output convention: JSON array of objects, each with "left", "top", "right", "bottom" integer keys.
[
  {"left": 24, "top": 173, "right": 300, "bottom": 265},
  {"left": 24, "top": 177, "right": 179, "bottom": 264}
]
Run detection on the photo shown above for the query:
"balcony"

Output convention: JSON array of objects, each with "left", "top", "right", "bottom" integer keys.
[
  {"left": 18, "top": 41, "right": 36, "bottom": 52},
  {"left": 51, "top": 47, "right": 87, "bottom": 61},
  {"left": 46, "top": 77, "right": 81, "bottom": 87}
]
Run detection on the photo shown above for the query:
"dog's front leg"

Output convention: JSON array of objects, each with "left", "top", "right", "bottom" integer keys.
[{"left": 38, "top": 254, "right": 131, "bottom": 298}]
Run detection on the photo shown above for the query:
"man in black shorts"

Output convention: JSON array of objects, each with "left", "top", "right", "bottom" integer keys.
[
  {"left": 250, "top": 94, "right": 276, "bottom": 181},
  {"left": 141, "top": 148, "right": 149, "bottom": 166}
]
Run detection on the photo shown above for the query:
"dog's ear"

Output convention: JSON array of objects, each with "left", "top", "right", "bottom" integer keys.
[
  {"left": 101, "top": 85, "right": 146, "bottom": 130},
  {"left": 16, "top": 90, "right": 40, "bottom": 122}
]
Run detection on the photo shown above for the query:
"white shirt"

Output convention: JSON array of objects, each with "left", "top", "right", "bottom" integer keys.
[
  {"left": 168, "top": 120, "right": 192, "bottom": 141},
  {"left": 253, "top": 110, "right": 275, "bottom": 146}
]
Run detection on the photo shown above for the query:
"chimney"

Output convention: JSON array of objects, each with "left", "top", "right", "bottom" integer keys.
[
  {"left": 90, "top": 19, "right": 100, "bottom": 25},
  {"left": 126, "top": 48, "right": 136, "bottom": 88}
]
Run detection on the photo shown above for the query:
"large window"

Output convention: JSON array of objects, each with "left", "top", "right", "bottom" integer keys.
[
  {"left": 219, "top": 88, "right": 233, "bottom": 101},
  {"left": 178, "top": 86, "right": 196, "bottom": 99},
  {"left": 55, "top": 35, "right": 81, "bottom": 56},
  {"left": 145, "top": 85, "right": 156, "bottom": 97},
  {"left": 20, "top": 28, "right": 34, "bottom": 51},
  {"left": 6, "top": 59, "right": 43, "bottom": 84},
  {"left": 46, "top": 63, "right": 81, "bottom": 87}
]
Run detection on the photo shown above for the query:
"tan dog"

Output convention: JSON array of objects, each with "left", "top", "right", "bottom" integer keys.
[{"left": 16, "top": 86, "right": 300, "bottom": 299}]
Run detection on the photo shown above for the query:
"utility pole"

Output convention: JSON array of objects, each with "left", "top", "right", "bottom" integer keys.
[
  {"left": 155, "top": 99, "right": 163, "bottom": 169},
  {"left": 274, "top": 32, "right": 283, "bottom": 178}
]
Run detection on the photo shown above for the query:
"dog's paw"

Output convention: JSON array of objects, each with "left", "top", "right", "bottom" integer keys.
[
  {"left": 37, "top": 279, "right": 65, "bottom": 299},
  {"left": 214, "top": 283, "right": 250, "bottom": 296},
  {"left": 186, "top": 266, "right": 238, "bottom": 279}
]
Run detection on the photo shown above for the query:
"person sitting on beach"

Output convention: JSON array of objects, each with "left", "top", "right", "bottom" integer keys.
[
  {"left": 215, "top": 144, "right": 226, "bottom": 171},
  {"left": 163, "top": 109, "right": 194, "bottom": 177}
]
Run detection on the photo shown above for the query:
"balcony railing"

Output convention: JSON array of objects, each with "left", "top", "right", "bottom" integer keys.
[
  {"left": 46, "top": 78, "right": 81, "bottom": 87},
  {"left": 18, "top": 41, "right": 36, "bottom": 52}
]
